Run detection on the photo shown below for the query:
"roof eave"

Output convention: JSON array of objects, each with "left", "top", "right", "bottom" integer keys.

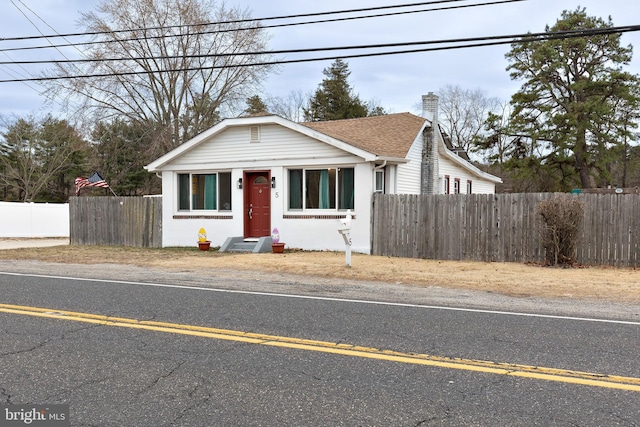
[
  {"left": 145, "top": 115, "right": 385, "bottom": 171},
  {"left": 440, "top": 145, "right": 502, "bottom": 183},
  {"left": 373, "top": 156, "right": 409, "bottom": 164}
]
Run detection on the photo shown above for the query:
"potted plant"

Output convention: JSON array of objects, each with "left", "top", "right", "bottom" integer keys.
[
  {"left": 197, "top": 227, "right": 211, "bottom": 251},
  {"left": 271, "top": 227, "right": 285, "bottom": 253}
]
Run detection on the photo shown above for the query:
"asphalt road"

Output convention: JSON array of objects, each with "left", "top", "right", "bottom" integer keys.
[{"left": 1, "top": 265, "right": 639, "bottom": 426}]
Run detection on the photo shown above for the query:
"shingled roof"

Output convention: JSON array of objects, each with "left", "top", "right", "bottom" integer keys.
[{"left": 301, "top": 112, "right": 427, "bottom": 159}]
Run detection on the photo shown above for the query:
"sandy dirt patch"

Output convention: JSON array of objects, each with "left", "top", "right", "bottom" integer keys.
[{"left": 0, "top": 243, "right": 638, "bottom": 303}]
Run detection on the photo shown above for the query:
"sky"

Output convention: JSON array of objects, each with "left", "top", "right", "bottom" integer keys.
[{"left": 1, "top": 0, "right": 639, "bottom": 120}]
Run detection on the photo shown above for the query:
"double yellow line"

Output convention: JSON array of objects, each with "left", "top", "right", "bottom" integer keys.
[{"left": 1, "top": 303, "right": 639, "bottom": 392}]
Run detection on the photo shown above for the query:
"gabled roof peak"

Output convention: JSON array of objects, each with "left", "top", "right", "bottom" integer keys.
[{"left": 238, "top": 111, "right": 274, "bottom": 118}]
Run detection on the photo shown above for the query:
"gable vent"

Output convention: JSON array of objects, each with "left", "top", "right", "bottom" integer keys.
[{"left": 250, "top": 126, "right": 260, "bottom": 142}]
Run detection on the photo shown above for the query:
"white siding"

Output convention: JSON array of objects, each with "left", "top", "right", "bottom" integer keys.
[
  {"left": 169, "top": 124, "right": 348, "bottom": 169},
  {"left": 396, "top": 136, "right": 422, "bottom": 194},
  {"left": 438, "top": 155, "right": 495, "bottom": 194},
  {"left": 158, "top": 119, "right": 498, "bottom": 251},
  {"left": 466, "top": 178, "right": 495, "bottom": 194},
  {"left": 161, "top": 169, "right": 244, "bottom": 248},
  {"left": 276, "top": 163, "right": 373, "bottom": 254},
  {"left": 161, "top": 163, "right": 373, "bottom": 253}
]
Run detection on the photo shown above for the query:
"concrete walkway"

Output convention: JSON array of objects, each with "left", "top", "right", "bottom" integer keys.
[{"left": 0, "top": 238, "right": 70, "bottom": 250}]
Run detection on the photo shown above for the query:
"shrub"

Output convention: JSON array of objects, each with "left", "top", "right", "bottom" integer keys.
[{"left": 535, "top": 196, "right": 584, "bottom": 266}]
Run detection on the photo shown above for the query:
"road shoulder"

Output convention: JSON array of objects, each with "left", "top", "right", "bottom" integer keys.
[{"left": 1, "top": 259, "right": 638, "bottom": 323}]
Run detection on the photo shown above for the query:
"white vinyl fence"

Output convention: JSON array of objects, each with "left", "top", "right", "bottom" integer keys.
[{"left": 0, "top": 201, "right": 69, "bottom": 238}]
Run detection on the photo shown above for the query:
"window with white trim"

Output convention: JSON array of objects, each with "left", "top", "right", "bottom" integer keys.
[
  {"left": 375, "top": 168, "right": 385, "bottom": 193},
  {"left": 444, "top": 175, "right": 450, "bottom": 194},
  {"left": 288, "top": 167, "right": 354, "bottom": 210},
  {"left": 178, "top": 172, "right": 232, "bottom": 211},
  {"left": 454, "top": 178, "right": 460, "bottom": 194},
  {"left": 466, "top": 180, "right": 472, "bottom": 194}
]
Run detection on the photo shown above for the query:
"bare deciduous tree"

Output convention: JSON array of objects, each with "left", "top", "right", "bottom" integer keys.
[
  {"left": 266, "top": 90, "right": 310, "bottom": 122},
  {"left": 46, "top": 0, "right": 275, "bottom": 159},
  {"left": 437, "top": 84, "right": 500, "bottom": 154}
]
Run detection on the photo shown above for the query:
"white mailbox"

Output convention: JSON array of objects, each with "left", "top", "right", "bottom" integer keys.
[{"left": 337, "top": 210, "right": 352, "bottom": 266}]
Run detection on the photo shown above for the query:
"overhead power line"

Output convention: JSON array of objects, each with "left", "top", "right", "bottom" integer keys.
[
  {"left": 0, "top": 0, "right": 507, "bottom": 42},
  {"left": 9, "top": 0, "right": 77, "bottom": 61},
  {"left": 6, "top": 5, "right": 572, "bottom": 66},
  {"left": 0, "top": 0, "right": 526, "bottom": 54},
  {"left": 1, "top": 25, "right": 637, "bottom": 83},
  {"left": 5, "top": 0, "right": 86, "bottom": 107}
]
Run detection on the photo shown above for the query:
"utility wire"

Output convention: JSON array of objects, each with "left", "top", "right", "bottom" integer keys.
[
  {"left": 12, "top": 0, "right": 88, "bottom": 57},
  {"left": 1, "top": 25, "right": 636, "bottom": 83},
  {"left": 0, "top": 0, "right": 60, "bottom": 104},
  {"left": 1, "top": 25, "right": 636, "bottom": 66},
  {"left": 0, "top": 0, "right": 495, "bottom": 42},
  {"left": 0, "top": 0, "right": 526, "bottom": 54},
  {"left": 3, "top": 1, "right": 46, "bottom": 79},
  {"left": 4, "top": 0, "right": 83, "bottom": 108}
]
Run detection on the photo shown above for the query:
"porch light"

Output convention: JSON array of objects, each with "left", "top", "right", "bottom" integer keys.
[
  {"left": 271, "top": 177, "right": 276, "bottom": 188},
  {"left": 237, "top": 178, "right": 243, "bottom": 189}
]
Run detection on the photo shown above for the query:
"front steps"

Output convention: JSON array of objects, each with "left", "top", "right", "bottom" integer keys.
[{"left": 219, "top": 236, "right": 273, "bottom": 253}]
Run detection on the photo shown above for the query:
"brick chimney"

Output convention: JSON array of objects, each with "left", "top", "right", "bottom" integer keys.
[{"left": 421, "top": 93, "right": 440, "bottom": 194}]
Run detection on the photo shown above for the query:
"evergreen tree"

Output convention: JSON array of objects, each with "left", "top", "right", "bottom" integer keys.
[
  {"left": 0, "top": 117, "right": 89, "bottom": 201},
  {"left": 39, "top": 118, "right": 89, "bottom": 201},
  {"left": 304, "top": 59, "right": 370, "bottom": 121},
  {"left": 92, "top": 119, "right": 160, "bottom": 196},
  {"left": 180, "top": 93, "right": 221, "bottom": 141},
  {"left": 244, "top": 95, "right": 269, "bottom": 115},
  {"left": 505, "top": 7, "right": 640, "bottom": 190}
]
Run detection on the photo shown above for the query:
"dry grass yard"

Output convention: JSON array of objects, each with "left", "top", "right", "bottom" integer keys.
[{"left": 1, "top": 242, "right": 639, "bottom": 303}]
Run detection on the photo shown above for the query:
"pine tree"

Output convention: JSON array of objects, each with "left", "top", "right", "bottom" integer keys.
[
  {"left": 0, "top": 117, "right": 89, "bottom": 201},
  {"left": 304, "top": 59, "right": 370, "bottom": 121},
  {"left": 506, "top": 7, "right": 640, "bottom": 190},
  {"left": 244, "top": 95, "right": 269, "bottom": 115}
]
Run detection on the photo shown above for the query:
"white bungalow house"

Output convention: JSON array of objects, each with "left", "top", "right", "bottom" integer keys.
[{"left": 144, "top": 93, "right": 501, "bottom": 253}]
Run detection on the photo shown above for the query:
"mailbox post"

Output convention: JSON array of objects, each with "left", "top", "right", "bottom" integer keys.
[{"left": 337, "top": 210, "right": 352, "bottom": 267}]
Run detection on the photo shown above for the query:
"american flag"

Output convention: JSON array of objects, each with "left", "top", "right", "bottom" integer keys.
[{"left": 75, "top": 172, "right": 110, "bottom": 195}]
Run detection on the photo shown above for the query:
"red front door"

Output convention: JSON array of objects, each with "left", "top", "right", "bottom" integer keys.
[{"left": 244, "top": 171, "right": 271, "bottom": 238}]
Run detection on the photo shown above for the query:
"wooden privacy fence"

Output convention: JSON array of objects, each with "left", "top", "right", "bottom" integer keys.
[
  {"left": 371, "top": 193, "right": 640, "bottom": 267},
  {"left": 70, "top": 196, "right": 162, "bottom": 248}
]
